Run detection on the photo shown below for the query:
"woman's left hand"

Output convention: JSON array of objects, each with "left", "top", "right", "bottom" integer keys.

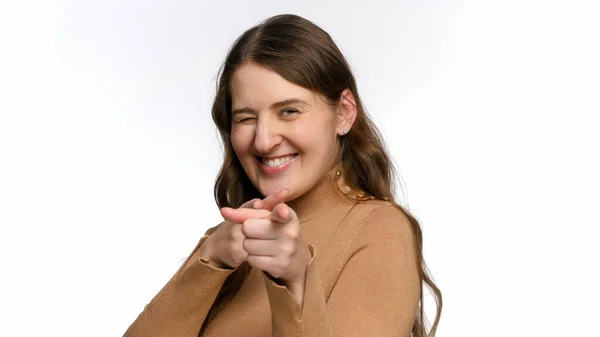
[{"left": 224, "top": 192, "right": 311, "bottom": 307}]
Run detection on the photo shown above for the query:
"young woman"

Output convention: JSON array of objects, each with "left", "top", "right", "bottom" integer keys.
[{"left": 124, "top": 14, "right": 442, "bottom": 337}]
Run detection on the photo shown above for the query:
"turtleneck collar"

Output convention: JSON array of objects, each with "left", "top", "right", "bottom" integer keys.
[{"left": 286, "top": 168, "right": 353, "bottom": 223}]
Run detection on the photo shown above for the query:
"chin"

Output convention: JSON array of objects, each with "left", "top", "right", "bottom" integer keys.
[{"left": 258, "top": 182, "right": 289, "bottom": 198}]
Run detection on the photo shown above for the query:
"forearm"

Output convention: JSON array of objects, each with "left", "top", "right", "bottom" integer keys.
[
  {"left": 124, "top": 236, "right": 236, "bottom": 337},
  {"left": 263, "top": 245, "right": 333, "bottom": 337}
]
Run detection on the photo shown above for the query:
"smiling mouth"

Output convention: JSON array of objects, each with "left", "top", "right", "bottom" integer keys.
[{"left": 260, "top": 154, "right": 297, "bottom": 168}]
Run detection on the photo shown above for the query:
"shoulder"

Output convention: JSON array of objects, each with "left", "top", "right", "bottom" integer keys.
[
  {"left": 350, "top": 199, "right": 411, "bottom": 227},
  {"left": 349, "top": 200, "right": 415, "bottom": 247}
]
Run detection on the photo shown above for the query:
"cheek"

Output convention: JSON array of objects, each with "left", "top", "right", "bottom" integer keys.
[
  {"left": 299, "top": 121, "right": 336, "bottom": 148},
  {"left": 230, "top": 127, "right": 251, "bottom": 156}
]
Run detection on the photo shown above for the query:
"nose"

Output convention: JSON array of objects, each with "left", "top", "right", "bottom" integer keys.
[{"left": 253, "top": 116, "right": 282, "bottom": 155}]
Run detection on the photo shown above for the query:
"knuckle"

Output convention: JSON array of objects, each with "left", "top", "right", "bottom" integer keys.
[
  {"left": 235, "top": 244, "right": 247, "bottom": 257},
  {"left": 247, "top": 255, "right": 259, "bottom": 268},
  {"left": 242, "top": 238, "right": 250, "bottom": 251},
  {"left": 283, "top": 256, "right": 292, "bottom": 268},
  {"left": 232, "top": 227, "right": 245, "bottom": 241},
  {"left": 233, "top": 250, "right": 247, "bottom": 265},
  {"left": 276, "top": 264, "right": 287, "bottom": 278},
  {"left": 240, "top": 223, "right": 249, "bottom": 237},
  {"left": 286, "top": 229, "right": 300, "bottom": 240},
  {"left": 281, "top": 244, "right": 294, "bottom": 256},
  {"left": 266, "top": 264, "right": 281, "bottom": 278}
]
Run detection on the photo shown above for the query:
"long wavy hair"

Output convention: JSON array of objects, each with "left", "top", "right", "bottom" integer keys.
[{"left": 200, "top": 14, "right": 442, "bottom": 336}]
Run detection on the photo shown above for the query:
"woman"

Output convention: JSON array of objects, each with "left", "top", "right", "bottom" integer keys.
[{"left": 124, "top": 14, "right": 442, "bottom": 337}]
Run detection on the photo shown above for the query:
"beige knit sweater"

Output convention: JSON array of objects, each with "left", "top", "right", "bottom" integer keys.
[{"left": 124, "top": 174, "right": 420, "bottom": 336}]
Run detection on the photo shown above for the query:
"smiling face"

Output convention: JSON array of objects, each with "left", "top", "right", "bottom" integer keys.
[{"left": 230, "top": 62, "right": 342, "bottom": 200}]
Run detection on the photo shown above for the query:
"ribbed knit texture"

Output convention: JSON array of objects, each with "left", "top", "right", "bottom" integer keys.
[{"left": 124, "top": 171, "right": 421, "bottom": 336}]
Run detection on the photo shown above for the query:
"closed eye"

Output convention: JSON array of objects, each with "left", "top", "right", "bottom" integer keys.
[{"left": 233, "top": 114, "right": 256, "bottom": 124}]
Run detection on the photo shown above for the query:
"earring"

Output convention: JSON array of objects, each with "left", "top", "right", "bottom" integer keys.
[{"left": 343, "top": 128, "right": 349, "bottom": 135}]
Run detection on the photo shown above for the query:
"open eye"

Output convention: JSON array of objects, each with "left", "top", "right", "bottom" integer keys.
[{"left": 280, "top": 109, "right": 299, "bottom": 117}]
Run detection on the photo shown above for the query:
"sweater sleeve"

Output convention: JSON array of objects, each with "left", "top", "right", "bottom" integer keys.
[
  {"left": 123, "top": 228, "right": 237, "bottom": 337},
  {"left": 262, "top": 205, "right": 421, "bottom": 337}
]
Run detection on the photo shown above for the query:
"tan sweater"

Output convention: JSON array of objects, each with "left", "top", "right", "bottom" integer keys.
[{"left": 124, "top": 174, "right": 421, "bottom": 336}]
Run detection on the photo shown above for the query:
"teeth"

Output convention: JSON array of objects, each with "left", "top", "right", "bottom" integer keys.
[{"left": 263, "top": 155, "right": 294, "bottom": 168}]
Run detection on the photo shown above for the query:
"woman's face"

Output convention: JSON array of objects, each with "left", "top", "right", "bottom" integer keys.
[{"left": 230, "top": 62, "right": 341, "bottom": 200}]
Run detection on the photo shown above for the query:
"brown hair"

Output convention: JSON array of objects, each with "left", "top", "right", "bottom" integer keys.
[{"left": 201, "top": 14, "right": 442, "bottom": 336}]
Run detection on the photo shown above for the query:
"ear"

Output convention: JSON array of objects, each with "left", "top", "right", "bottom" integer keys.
[{"left": 336, "top": 88, "right": 357, "bottom": 136}]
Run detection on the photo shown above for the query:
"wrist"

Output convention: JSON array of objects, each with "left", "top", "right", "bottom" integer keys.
[
  {"left": 199, "top": 235, "right": 229, "bottom": 269},
  {"left": 286, "top": 280, "right": 306, "bottom": 308}
]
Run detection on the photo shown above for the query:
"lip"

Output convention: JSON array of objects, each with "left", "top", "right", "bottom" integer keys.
[{"left": 259, "top": 154, "right": 297, "bottom": 175}]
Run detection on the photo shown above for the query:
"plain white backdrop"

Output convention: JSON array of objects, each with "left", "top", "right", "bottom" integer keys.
[{"left": 1, "top": 0, "right": 599, "bottom": 336}]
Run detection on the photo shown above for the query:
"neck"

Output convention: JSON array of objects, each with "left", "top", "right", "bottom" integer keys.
[{"left": 287, "top": 167, "right": 351, "bottom": 222}]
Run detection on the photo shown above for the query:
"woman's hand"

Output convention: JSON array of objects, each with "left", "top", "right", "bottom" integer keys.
[
  {"left": 224, "top": 192, "right": 312, "bottom": 307},
  {"left": 205, "top": 200, "right": 268, "bottom": 269},
  {"left": 206, "top": 191, "right": 289, "bottom": 269}
]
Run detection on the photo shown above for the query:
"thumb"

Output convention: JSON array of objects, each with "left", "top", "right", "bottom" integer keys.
[{"left": 240, "top": 198, "right": 262, "bottom": 209}]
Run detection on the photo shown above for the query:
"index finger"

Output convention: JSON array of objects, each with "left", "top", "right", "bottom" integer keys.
[
  {"left": 255, "top": 189, "right": 289, "bottom": 211},
  {"left": 221, "top": 207, "right": 271, "bottom": 224}
]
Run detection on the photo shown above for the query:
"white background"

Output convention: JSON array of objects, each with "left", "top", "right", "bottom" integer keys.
[{"left": 1, "top": 0, "right": 599, "bottom": 336}]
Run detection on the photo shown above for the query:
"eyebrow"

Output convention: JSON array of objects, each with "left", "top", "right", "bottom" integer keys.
[{"left": 232, "top": 98, "right": 309, "bottom": 115}]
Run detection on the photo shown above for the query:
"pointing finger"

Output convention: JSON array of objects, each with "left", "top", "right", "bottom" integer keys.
[
  {"left": 221, "top": 207, "right": 270, "bottom": 224},
  {"left": 258, "top": 190, "right": 289, "bottom": 211}
]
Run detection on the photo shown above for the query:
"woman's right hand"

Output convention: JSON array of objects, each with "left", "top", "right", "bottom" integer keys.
[{"left": 204, "top": 190, "right": 288, "bottom": 269}]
